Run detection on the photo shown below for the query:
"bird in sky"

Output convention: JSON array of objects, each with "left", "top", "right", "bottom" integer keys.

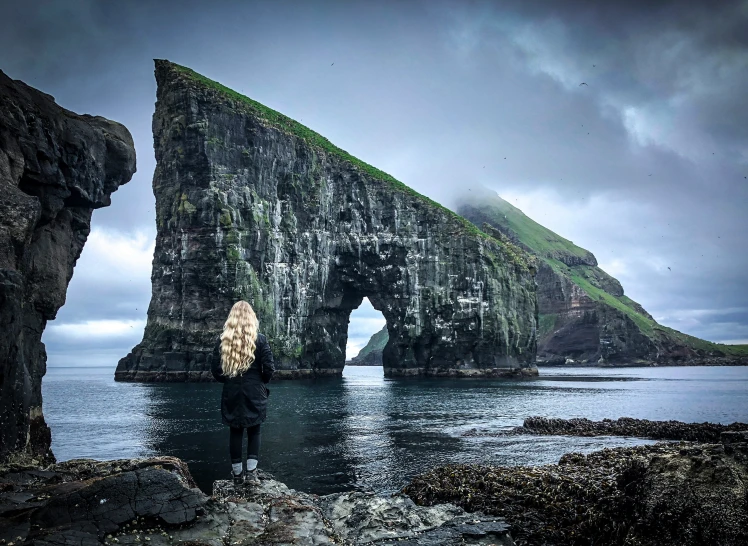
[
  {"left": 331, "top": 62, "right": 334, "bottom": 66},
  {"left": 668, "top": 267, "right": 671, "bottom": 271},
  {"left": 579, "top": 82, "right": 588, "bottom": 86}
]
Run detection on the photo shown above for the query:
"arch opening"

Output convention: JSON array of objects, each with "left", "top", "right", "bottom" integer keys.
[{"left": 345, "top": 297, "right": 387, "bottom": 367}]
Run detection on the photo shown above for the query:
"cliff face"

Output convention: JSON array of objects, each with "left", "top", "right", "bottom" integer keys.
[
  {"left": 116, "top": 60, "right": 538, "bottom": 381},
  {"left": 457, "top": 190, "right": 748, "bottom": 366},
  {"left": 0, "top": 70, "right": 136, "bottom": 462}
]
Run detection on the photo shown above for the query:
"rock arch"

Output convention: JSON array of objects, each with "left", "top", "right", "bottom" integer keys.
[{"left": 115, "top": 61, "right": 538, "bottom": 381}]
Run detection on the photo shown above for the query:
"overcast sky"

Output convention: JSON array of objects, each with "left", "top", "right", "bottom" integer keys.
[{"left": 1, "top": 0, "right": 746, "bottom": 367}]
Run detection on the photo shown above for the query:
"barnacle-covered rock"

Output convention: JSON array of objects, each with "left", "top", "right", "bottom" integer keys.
[{"left": 404, "top": 439, "right": 748, "bottom": 545}]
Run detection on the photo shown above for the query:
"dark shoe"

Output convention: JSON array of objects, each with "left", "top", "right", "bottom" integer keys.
[
  {"left": 232, "top": 470, "right": 245, "bottom": 486},
  {"left": 245, "top": 469, "right": 259, "bottom": 485}
]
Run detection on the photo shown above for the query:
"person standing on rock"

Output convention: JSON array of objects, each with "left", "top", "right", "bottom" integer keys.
[{"left": 211, "top": 300, "right": 275, "bottom": 485}]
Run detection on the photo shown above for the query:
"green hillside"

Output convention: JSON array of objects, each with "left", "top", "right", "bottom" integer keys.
[
  {"left": 470, "top": 194, "right": 594, "bottom": 264},
  {"left": 349, "top": 325, "right": 388, "bottom": 365},
  {"left": 457, "top": 190, "right": 747, "bottom": 359}
]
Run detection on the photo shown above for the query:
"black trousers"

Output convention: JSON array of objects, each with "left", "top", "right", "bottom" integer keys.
[{"left": 229, "top": 424, "right": 261, "bottom": 464}]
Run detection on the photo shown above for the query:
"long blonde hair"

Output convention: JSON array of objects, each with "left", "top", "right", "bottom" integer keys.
[{"left": 220, "top": 301, "right": 259, "bottom": 377}]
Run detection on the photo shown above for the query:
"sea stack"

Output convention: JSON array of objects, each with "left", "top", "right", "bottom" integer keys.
[
  {"left": 116, "top": 60, "right": 538, "bottom": 381},
  {"left": 0, "top": 70, "right": 136, "bottom": 462}
]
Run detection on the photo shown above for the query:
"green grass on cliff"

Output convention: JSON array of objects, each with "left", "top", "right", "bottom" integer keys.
[
  {"left": 351, "top": 325, "right": 388, "bottom": 361},
  {"left": 544, "top": 258, "right": 656, "bottom": 336},
  {"left": 460, "top": 193, "right": 663, "bottom": 340},
  {"left": 167, "top": 61, "right": 533, "bottom": 268},
  {"left": 653, "top": 326, "right": 748, "bottom": 357},
  {"left": 462, "top": 194, "right": 748, "bottom": 357},
  {"left": 461, "top": 193, "right": 592, "bottom": 263}
]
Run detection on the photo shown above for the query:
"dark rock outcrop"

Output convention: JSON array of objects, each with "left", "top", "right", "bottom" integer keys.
[
  {"left": 456, "top": 189, "right": 748, "bottom": 366},
  {"left": 405, "top": 439, "right": 748, "bottom": 546},
  {"left": 464, "top": 416, "right": 748, "bottom": 443},
  {"left": 509, "top": 416, "right": 748, "bottom": 442},
  {"left": 0, "top": 70, "right": 135, "bottom": 463},
  {"left": 0, "top": 458, "right": 208, "bottom": 546},
  {"left": 116, "top": 60, "right": 538, "bottom": 381},
  {"left": 1, "top": 457, "right": 515, "bottom": 546}
]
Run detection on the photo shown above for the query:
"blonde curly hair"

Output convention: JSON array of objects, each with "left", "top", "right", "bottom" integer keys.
[{"left": 220, "top": 301, "right": 259, "bottom": 377}]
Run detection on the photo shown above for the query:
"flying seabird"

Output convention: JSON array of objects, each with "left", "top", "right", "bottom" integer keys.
[
  {"left": 579, "top": 82, "right": 588, "bottom": 86},
  {"left": 667, "top": 267, "right": 671, "bottom": 271}
]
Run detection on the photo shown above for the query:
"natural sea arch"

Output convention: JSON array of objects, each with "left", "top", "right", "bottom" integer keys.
[
  {"left": 115, "top": 60, "right": 538, "bottom": 382},
  {"left": 345, "top": 298, "right": 386, "bottom": 367}
]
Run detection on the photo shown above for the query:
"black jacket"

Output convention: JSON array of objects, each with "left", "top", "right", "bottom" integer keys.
[{"left": 210, "top": 333, "right": 275, "bottom": 428}]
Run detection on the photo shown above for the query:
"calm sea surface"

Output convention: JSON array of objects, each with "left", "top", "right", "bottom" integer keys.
[{"left": 43, "top": 366, "right": 748, "bottom": 494}]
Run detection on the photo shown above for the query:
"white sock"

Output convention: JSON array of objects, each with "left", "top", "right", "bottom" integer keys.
[
  {"left": 232, "top": 462, "right": 243, "bottom": 475},
  {"left": 246, "top": 458, "right": 258, "bottom": 471}
]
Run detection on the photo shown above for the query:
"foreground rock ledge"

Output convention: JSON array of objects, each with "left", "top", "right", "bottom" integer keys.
[{"left": 0, "top": 457, "right": 514, "bottom": 546}]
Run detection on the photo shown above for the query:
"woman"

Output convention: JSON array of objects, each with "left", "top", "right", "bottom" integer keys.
[{"left": 211, "top": 301, "right": 275, "bottom": 485}]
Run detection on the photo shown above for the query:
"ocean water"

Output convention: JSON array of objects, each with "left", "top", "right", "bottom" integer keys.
[{"left": 43, "top": 365, "right": 748, "bottom": 494}]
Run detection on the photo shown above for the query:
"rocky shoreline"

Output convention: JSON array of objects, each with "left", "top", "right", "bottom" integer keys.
[
  {"left": 537, "top": 355, "right": 748, "bottom": 366},
  {"left": 509, "top": 416, "right": 748, "bottom": 442},
  {"left": 405, "top": 435, "right": 748, "bottom": 546},
  {"left": 462, "top": 416, "right": 748, "bottom": 442},
  {"left": 0, "top": 457, "right": 514, "bottom": 546},
  {"left": 2, "top": 420, "right": 747, "bottom": 545}
]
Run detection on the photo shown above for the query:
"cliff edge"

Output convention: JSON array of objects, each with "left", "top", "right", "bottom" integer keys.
[{"left": 0, "top": 70, "right": 136, "bottom": 463}]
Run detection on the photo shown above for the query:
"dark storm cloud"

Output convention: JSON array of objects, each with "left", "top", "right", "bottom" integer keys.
[{"left": 1, "top": 0, "right": 746, "bottom": 366}]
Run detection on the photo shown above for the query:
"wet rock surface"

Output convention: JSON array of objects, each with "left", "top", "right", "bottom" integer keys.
[
  {"left": 0, "top": 70, "right": 136, "bottom": 463},
  {"left": 503, "top": 416, "right": 748, "bottom": 442},
  {"left": 1, "top": 459, "right": 514, "bottom": 545},
  {"left": 0, "top": 458, "right": 206, "bottom": 546},
  {"left": 116, "top": 60, "right": 538, "bottom": 382},
  {"left": 404, "top": 439, "right": 748, "bottom": 546}
]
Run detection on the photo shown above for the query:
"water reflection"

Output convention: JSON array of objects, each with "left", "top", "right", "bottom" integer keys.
[
  {"left": 43, "top": 365, "right": 748, "bottom": 495},
  {"left": 43, "top": 367, "right": 156, "bottom": 461}
]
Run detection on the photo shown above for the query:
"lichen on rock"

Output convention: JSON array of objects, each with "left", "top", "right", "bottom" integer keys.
[{"left": 116, "top": 60, "right": 539, "bottom": 381}]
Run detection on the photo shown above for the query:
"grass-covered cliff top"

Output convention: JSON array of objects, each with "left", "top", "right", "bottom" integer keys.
[
  {"left": 460, "top": 192, "right": 594, "bottom": 263},
  {"left": 162, "top": 60, "right": 531, "bottom": 269}
]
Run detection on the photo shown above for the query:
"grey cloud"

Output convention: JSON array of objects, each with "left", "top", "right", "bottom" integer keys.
[{"left": 2, "top": 0, "right": 745, "bottom": 362}]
